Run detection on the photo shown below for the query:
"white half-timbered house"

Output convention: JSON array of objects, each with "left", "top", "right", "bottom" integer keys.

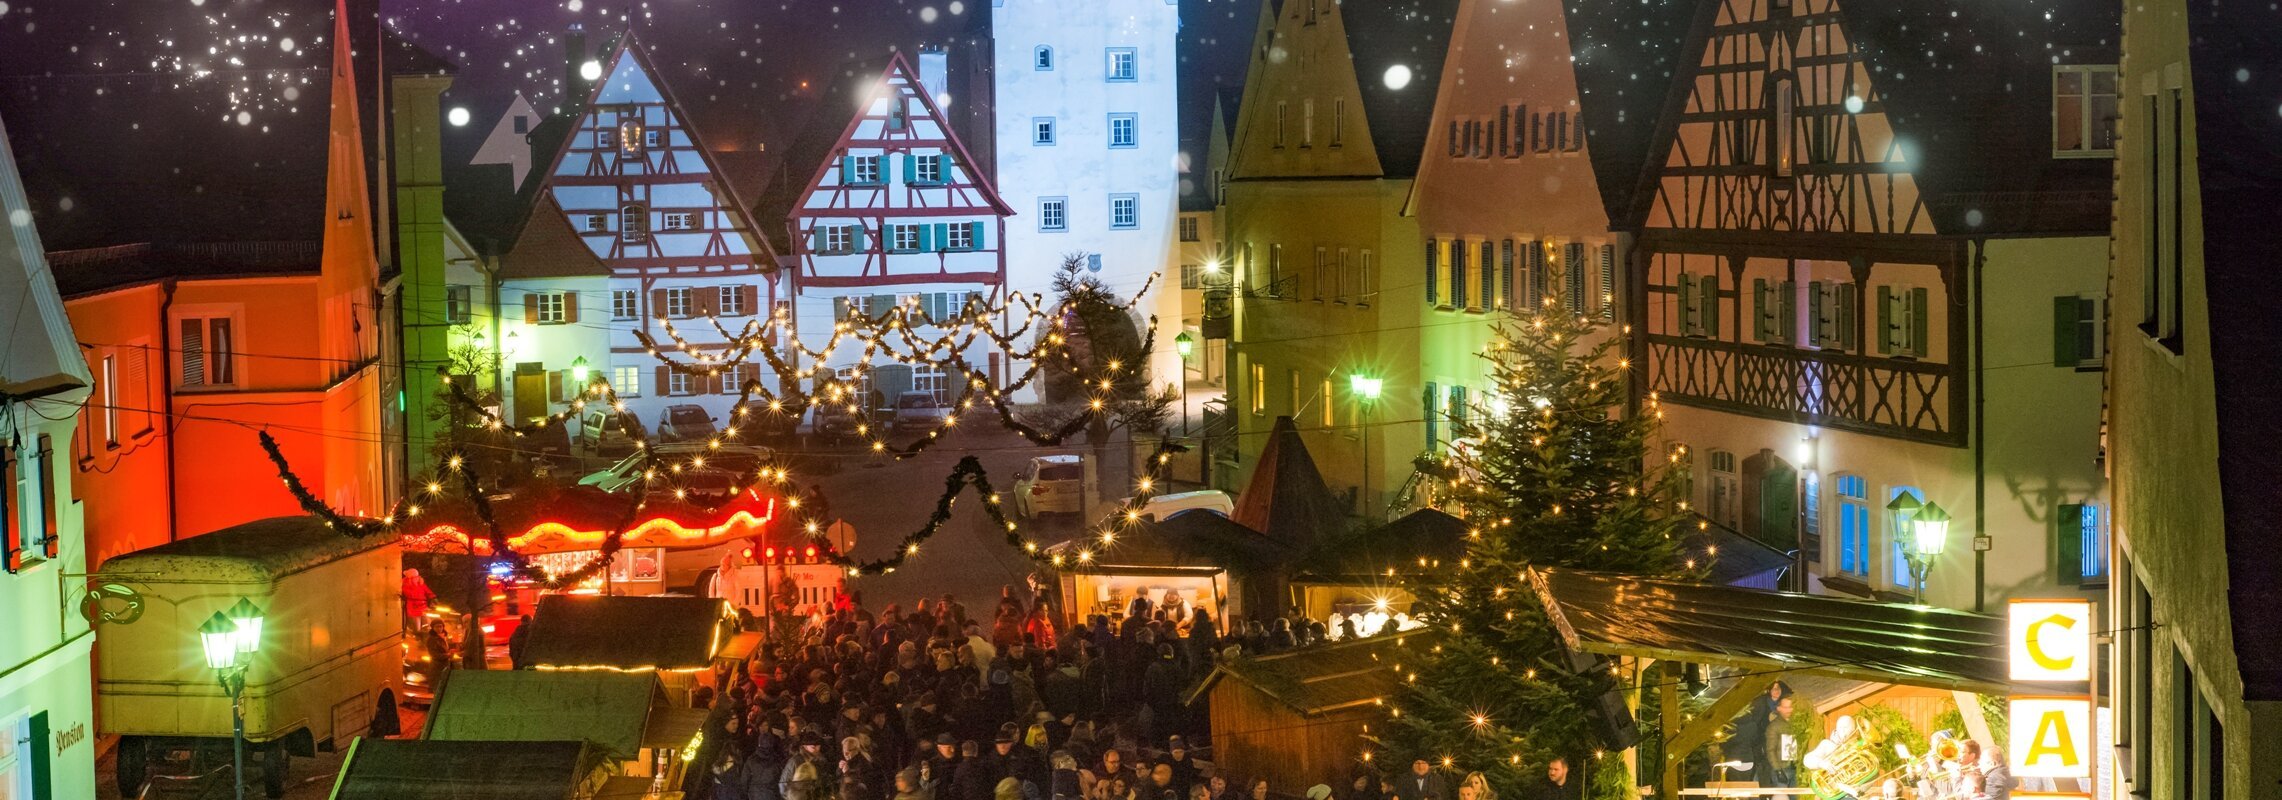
[{"left": 788, "top": 50, "right": 1014, "bottom": 400}]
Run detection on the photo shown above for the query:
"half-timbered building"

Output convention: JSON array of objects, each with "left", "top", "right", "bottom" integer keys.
[
  {"left": 786, "top": 50, "right": 1014, "bottom": 395},
  {"left": 1575, "top": 0, "right": 2118, "bottom": 609},
  {"left": 513, "top": 32, "right": 782, "bottom": 429}
]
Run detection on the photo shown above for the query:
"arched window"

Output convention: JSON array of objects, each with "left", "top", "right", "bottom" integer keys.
[{"left": 1034, "top": 46, "right": 1054, "bottom": 71}]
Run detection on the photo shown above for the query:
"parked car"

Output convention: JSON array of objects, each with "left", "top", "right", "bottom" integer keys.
[
  {"left": 813, "top": 389, "right": 887, "bottom": 442},
  {"left": 1012, "top": 454, "right": 1095, "bottom": 519},
  {"left": 656, "top": 403, "right": 719, "bottom": 444},
  {"left": 1104, "top": 489, "right": 1234, "bottom": 525},
  {"left": 578, "top": 444, "right": 773, "bottom": 494},
  {"left": 577, "top": 409, "right": 643, "bottom": 457},
  {"left": 891, "top": 391, "right": 952, "bottom": 433}
]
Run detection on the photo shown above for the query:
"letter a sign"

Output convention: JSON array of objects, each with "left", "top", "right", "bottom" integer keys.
[{"left": 2008, "top": 599, "right": 2096, "bottom": 783}]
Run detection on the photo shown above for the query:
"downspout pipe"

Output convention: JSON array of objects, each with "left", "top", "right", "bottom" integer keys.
[
  {"left": 159, "top": 279, "right": 179, "bottom": 542},
  {"left": 1971, "top": 238, "right": 1988, "bottom": 612}
]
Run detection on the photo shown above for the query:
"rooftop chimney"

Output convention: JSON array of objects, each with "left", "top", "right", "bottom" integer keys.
[
  {"left": 563, "top": 24, "right": 590, "bottom": 111},
  {"left": 918, "top": 45, "right": 949, "bottom": 105}
]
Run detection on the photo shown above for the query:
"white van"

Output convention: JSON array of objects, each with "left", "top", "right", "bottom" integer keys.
[
  {"left": 1110, "top": 489, "right": 1235, "bottom": 524},
  {"left": 1012, "top": 454, "right": 1096, "bottom": 518}
]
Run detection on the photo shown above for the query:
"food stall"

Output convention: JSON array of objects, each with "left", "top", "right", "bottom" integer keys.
[
  {"left": 424, "top": 670, "right": 707, "bottom": 799},
  {"left": 1046, "top": 508, "right": 1292, "bottom": 629},
  {"left": 519, "top": 594, "right": 741, "bottom": 704}
]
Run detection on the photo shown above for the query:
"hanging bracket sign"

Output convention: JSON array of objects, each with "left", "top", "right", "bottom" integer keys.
[{"left": 2007, "top": 598, "right": 2096, "bottom": 794}]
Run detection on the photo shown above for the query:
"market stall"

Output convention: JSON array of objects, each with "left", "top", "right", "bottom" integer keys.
[
  {"left": 1184, "top": 630, "right": 1434, "bottom": 793},
  {"left": 520, "top": 594, "right": 741, "bottom": 703},
  {"left": 1048, "top": 508, "right": 1291, "bottom": 628},
  {"left": 329, "top": 738, "right": 604, "bottom": 800},
  {"left": 425, "top": 670, "right": 702, "bottom": 797}
]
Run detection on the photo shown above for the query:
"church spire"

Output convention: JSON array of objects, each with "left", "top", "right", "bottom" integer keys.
[{"left": 319, "top": 0, "right": 378, "bottom": 379}]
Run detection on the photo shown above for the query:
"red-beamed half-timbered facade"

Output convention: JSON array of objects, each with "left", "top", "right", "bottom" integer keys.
[
  {"left": 789, "top": 53, "right": 1013, "bottom": 397},
  {"left": 1623, "top": 0, "right": 2114, "bottom": 610},
  {"left": 514, "top": 33, "right": 782, "bottom": 430}
]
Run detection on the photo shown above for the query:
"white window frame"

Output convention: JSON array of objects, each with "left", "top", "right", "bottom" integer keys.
[
  {"left": 1181, "top": 263, "right": 1202, "bottom": 290},
  {"left": 848, "top": 155, "right": 883, "bottom": 185},
  {"left": 1331, "top": 99, "right": 1346, "bottom": 147},
  {"left": 2053, "top": 64, "right": 2120, "bottom": 157},
  {"left": 583, "top": 214, "right": 609, "bottom": 233},
  {"left": 644, "top": 128, "right": 663, "bottom": 150},
  {"left": 668, "top": 371, "right": 694, "bottom": 396},
  {"left": 892, "top": 224, "right": 923, "bottom": 252},
  {"left": 1108, "top": 113, "right": 1138, "bottom": 148},
  {"left": 1039, "top": 197, "right": 1068, "bottom": 232},
  {"left": 1033, "top": 118, "right": 1057, "bottom": 146},
  {"left": 177, "top": 314, "right": 239, "bottom": 388},
  {"left": 535, "top": 292, "right": 568, "bottom": 325},
  {"left": 718, "top": 286, "right": 748, "bottom": 317},
  {"left": 1106, "top": 48, "right": 1137, "bottom": 82},
  {"left": 102, "top": 355, "right": 119, "bottom": 445},
  {"left": 612, "top": 289, "right": 639, "bottom": 320},
  {"left": 664, "top": 287, "right": 694, "bottom": 319},
  {"left": 914, "top": 155, "right": 944, "bottom": 184},
  {"left": 611, "top": 366, "right": 642, "bottom": 398},
  {"left": 595, "top": 127, "right": 615, "bottom": 149},
  {"left": 944, "top": 223, "right": 975, "bottom": 251},
  {"left": 661, "top": 211, "right": 695, "bottom": 231},
  {"left": 1109, "top": 194, "right": 1138, "bottom": 229},
  {"left": 619, "top": 204, "right": 647, "bottom": 244},
  {"left": 1302, "top": 98, "right": 1315, "bottom": 147},
  {"left": 1178, "top": 217, "right": 1200, "bottom": 242},
  {"left": 822, "top": 226, "right": 854, "bottom": 254},
  {"left": 444, "top": 285, "right": 473, "bottom": 325},
  {"left": 1707, "top": 449, "right": 1740, "bottom": 531}
]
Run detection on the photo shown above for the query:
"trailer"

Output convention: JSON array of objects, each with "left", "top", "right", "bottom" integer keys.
[{"left": 95, "top": 516, "right": 402, "bottom": 798}]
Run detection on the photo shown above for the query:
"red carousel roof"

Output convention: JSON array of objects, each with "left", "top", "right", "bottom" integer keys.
[{"left": 401, "top": 483, "right": 781, "bottom": 557}]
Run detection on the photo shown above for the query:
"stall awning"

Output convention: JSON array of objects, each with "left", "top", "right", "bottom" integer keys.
[
  {"left": 426, "top": 670, "right": 660, "bottom": 760},
  {"left": 1184, "top": 629, "right": 1435, "bottom": 715},
  {"left": 331, "top": 739, "right": 595, "bottom": 800},
  {"left": 1527, "top": 567, "right": 2011, "bottom": 694},
  {"left": 524, "top": 594, "right": 737, "bottom": 672},
  {"left": 1046, "top": 508, "right": 1293, "bottom": 573}
]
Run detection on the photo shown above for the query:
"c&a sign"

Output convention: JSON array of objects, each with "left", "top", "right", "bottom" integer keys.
[{"left": 2007, "top": 599, "right": 2096, "bottom": 786}]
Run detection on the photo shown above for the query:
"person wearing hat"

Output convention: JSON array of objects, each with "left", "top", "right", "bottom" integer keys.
[
  {"left": 1162, "top": 737, "right": 1197, "bottom": 797},
  {"left": 926, "top": 733, "right": 963, "bottom": 790},
  {"left": 781, "top": 731, "right": 832, "bottom": 800}
]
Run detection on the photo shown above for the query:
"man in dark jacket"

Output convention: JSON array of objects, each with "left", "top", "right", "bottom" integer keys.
[
  {"left": 1141, "top": 645, "right": 1187, "bottom": 741},
  {"left": 1392, "top": 758, "right": 1450, "bottom": 800},
  {"left": 952, "top": 741, "right": 998, "bottom": 800},
  {"left": 924, "top": 733, "right": 962, "bottom": 791},
  {"left": 1162, "top": 736, "right": 1197, "bottom": 796},
  {"left": 1521, "top": 757, "right": 1582, "bottom": 800}
]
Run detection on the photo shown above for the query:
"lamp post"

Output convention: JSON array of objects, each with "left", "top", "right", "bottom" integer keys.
[
  {"left": 1887, "top": 494, "right": 1951, "bottom": 604},
  {"left": 1350, "top": 374, "right": 1383, "bottom": 520},
  {"left": 201, "top": 598, "right": 265, "bottom": 800},
  {"left": 1174, "top": 332, "right": 1195, "bottom": 436},
  {"left": 570, "top": 355, "right": 590, "bottom": 387}
]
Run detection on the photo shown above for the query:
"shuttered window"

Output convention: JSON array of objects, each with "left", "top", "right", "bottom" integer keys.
[
  {"left": 1423, "top": 238, "right": 1440, "bottom": 306},
  {"left": 1450, "top": 239, "right": 1469, "bottom": 310},
  {"left": 1500, "top": 240, "right": 1517, "bottom": 311},
  {"left": 178, "top": 317, "right": 236, "bottom": 387},
  {"left": 2053, "top": 294, "right": 2105, "bottom": 369},
  {"left": 1479, "top": 241, "right": 1497, "bottom": 311},
  {"left": 1564, "top": 242, "right": 1587, "bottom": 313},
  {"left": 2057, "top": 502, "right": 2108, "bottom": 585},
  {"left": 1423, "top": 382, "right": 1440, "bottom": 450},
  {"left": 1598, "top": 244, "right": 1617, "bottom": 320}
]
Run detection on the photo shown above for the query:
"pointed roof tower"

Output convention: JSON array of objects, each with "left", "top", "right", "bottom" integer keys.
[
  {"left": 319, "top": 0, "right": 379, "bottom": 380},
  {"left": 1232, "top": 416, "right": 1348, "bottom": 553},
  {"left": 0, "top": 109, "right": 91, "bottom": 400}
]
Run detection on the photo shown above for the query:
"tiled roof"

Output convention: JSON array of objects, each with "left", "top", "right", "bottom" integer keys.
[
  {"left": 334, "top": 739, "right": 594, "bottom": 800},
  {"left": 498, "top": 196, "right": 610, "bottom": 280},
  {"left": 1231, "top": 416, "right": 1351, "bottom": 553},
  {"left": 46, "top": 242, "right": 321, "bottom": 298}
]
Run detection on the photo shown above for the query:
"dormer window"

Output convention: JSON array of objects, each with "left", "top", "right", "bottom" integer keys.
[{"left": 1035, "top": 46, "right": 1054, "bottom": 71}]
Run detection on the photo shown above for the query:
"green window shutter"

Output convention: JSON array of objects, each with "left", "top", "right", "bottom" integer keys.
[
  {"left": 809, "top": 227, "right": 826, "bottom": 254},
  {"left": 903, "top": 154, "right": 917, "bottom": 184},
  {"left": 918, "top": 224, "right": 936, "bottom": 252},
  {"left": 1424, "top": 238, "right": 1439, "bottom": 306},
  {"left": 1837, "top": 283, "right": 1859, "bottom": 351},
  {"left": 30, "top": 711, "right": 49, "bottom": 800},
  {"left": 1678, "top": 273, "right": 1697, "bottom": 334},
  {"left": 870, "top": 294, "right": 896, "bottom": 323},
  {"left": 967, "top": 221, "right": 984, "bottom": 251},
  {"left": 1753, "top": 278, "right": 1770, "bottom": 341},
  {"left": 1911, "top": 287, "right": 1931, "bottom": 357},
  {"left": 937, "top": 155, "right": 954, "bottom": 182},
  {"left": 1480, "top": 241, "right": 1497, "bottom": 308},
  {"left": 1807, "top": 282, "right": 1826, "bottom": 346},
  {"left": 2056, "top": 503, "right": 2086, "bottom": 586},
  {"left": 1779, "top": 281, "right": 1797, "bottom": 344},
  {"left": 1700, "top": 274, "right": 1720, "bottom": 338},
  {"left": 2053, "top": 296, "right": 2081, "bottom": 366},
  {"left": 1424, "top": 382, "right": 1440, "bottom": 449},
  {"left": 1450, "top": 385, "right": 1468, "bottom": 428},
  {"left": 840, "top": 155, "right": 855, "bottom": 185},
  {"left": 1876, "top": 286, "right": 1894, "bottom": 355}
]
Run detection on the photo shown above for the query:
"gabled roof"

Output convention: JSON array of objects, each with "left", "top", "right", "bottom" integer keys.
[
  {"left": 498, "top": 195, "right": 610, "bottom": 280},
  {"left": 783, "top": 51, "right": 1014, "bottom": 222},
  {"left": 1294, "top": 508, "right": 1469, "bottom": 582},
  {"left": 0, "top": 108, "right": 93, "bottom": 399},
  {"left": 1341, "top": 0, "right": 1462, "bottom": 179},
  {"left": 1186, "top": 629, "right": 1434, "bottom": 715},
  {"left": 1577, "top": 0, "right": 2119, "bottom": 235},
  {"left": 2188, "top": 0, "right": 2282, "bottom": 702},
  {"left": 427, "top": 670, "right": 661, "bottom": 760},
  {"left": 332, "top": 739, "right": 595, "bottom": 800},
  {"left": 523, "top": 594, "right": 737, "bottom": 671},
  {"left": 1045, "top": 509, "right": 1294, "bottom": 574},
  {"left": 1231, "top": 416, "right": 1349, "bottom": 553}
]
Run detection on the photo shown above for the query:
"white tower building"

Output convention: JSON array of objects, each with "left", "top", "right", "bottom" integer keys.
[{"left": 991, "top": 0, "right": 1183, "bottom": 391}]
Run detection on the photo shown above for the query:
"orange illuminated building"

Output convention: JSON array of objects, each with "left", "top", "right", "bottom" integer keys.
[{"left": 0, "top": 1, "right": 428, "bottom": 564}]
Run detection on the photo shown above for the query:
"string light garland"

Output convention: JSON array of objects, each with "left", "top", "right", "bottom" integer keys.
[{"left": 257, "top": 430, "right": 414, "bottom": 537}]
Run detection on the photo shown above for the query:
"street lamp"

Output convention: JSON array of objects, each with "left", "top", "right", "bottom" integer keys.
[
  {"left": 1887, "top": 494, "right": 1951, "bottom": 604},
  {"left": 1350, "top": 374, "right": 1384, "bottom": 521},
  {"left": 1174, "top": 333, "right": 1195, "bottom": 436},
  {"left": 200, "top": 599, "right": 264, "bottom": 800},
  {"left": 570, "top": 355, "right": 591, "bottom": 386}
]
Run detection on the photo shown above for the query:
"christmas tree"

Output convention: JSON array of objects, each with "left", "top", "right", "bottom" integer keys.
[{"left": 1374, "top": 286, "right": 1689, "bottom": 792}]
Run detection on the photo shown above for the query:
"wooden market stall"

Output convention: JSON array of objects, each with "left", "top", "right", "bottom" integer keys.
[
  {"left": 1049, "top": 508, "right": 1293, "bottom": 628},
  {"left": 1184, "top": 630, "right": 1433, "bottom": 792},
  {"left": 425, "top": 669, "right": 706, "bottom": 796},
  {"left": 329, "top": 738, "right": 605, "bottom": 800},
  {"left": 521, "top": 594, "right": 741, "bottom": 703}
]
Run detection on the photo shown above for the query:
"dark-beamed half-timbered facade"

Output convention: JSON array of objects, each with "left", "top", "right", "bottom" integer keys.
[
  {"left": 1600, "top": 0, "right": 2117, "bottom": 610},
  {"left": 789, "top": 52, "right": 1012, "bottom": 398},
  {"left": 509, "top": 33, "right": 782, "bottom": 429}
]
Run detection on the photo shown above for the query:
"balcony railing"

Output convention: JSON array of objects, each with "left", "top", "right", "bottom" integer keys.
[{"left": 1646, "top": 334, "right": 1962, "bottom": 446}]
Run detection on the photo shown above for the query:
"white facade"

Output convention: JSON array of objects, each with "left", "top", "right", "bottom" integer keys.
[
  {"left": 0, "top": 110, "right": 98, "bottom": 800},
  {"left": 516, "top": 35, "right": 781, "bottom": 431},
  {"left": 992, "top": 0, "right": 1183, "bottom": 389},
  {"left": 790, "top": 53, "right": 1012, "bottom": 392}
]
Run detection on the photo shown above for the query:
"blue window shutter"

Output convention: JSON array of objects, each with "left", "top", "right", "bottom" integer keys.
[
  {"left": 902, "top": 154, "right": 917, "bottom": 184},
  {"left": 809, "top": 227, "right": 825, "bottom": 254},
  {"left": 853, "top": 226, "right": 868, "bottom": 253},
  {"left": 1424, "top": 382, "right": 1440, "bottom": 449},
  {"left": 937, "top": 155, "right": 953, "bottom": 182},
  {"left": 968, "top": 221, "right": 984, "bottom": 250},
  {"left": 1424, "top": 238, "right": 1439, "bottom": 305},
  {"left": 840, "top": 155, "right": 854, "bottom": 185}
]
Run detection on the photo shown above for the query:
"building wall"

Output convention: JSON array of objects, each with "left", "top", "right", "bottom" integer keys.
[
  {"left": 394, "top": 72, "right": 458, "bottom": 486},
  {"left": 992, "top": 0, "right": 1183, "bottom": 390},
  {"left": 2105, "top": 1, "right": 2282, "bottom": 794},
  {"left": 495, "top": 276, "right": 614, "bottom": 421},
  {"left": 1174, "top": 208, "right": 1226, "bottom": 386},
  {"left": 1226, "top": 178, "right": 1423, "bottom": 514},
  {"left": 0, "top": 382, "right": 98, "bottom": 800}
]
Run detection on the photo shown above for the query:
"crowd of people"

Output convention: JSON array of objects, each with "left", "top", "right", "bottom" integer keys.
[{"left": 675, "top": 583, "right": 1580, "bottom": 800}]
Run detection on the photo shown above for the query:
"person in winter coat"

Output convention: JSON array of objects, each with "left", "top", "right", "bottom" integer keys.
[
  {"left": 1161, "top": 737, "right": 1197, "bottom": 797},
  {"left": 782, "top": 732, "right": 833, "bottom": 800},
  {"left": 953, "top": 741, "right": 999, "bottom": 800},
  {"left": 740, "top": 723, "right": 790, "bottom": 800},
  {"left": 895, "top": 766, "right": 938, "bottom": 800},
  {"left": 997, "top": 777, "right": 1028, "bottom": 800},
  {"left": 1050, "top": 751, "right": 1084, "bottom": 800},
  {"left": 924, "top": 733, "right": 963, "bottom": 791},
  {"left": 1140, "top": 646, "right": 1187, "bottom": 741}
]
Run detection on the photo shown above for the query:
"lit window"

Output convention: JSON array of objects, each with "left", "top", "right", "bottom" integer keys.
[
  {"left": 665, "top": 287, "right": 693, "bottom": 319},
  {"left": 612, "top": 290, "right": 639, "bottom": 320},
  {"left": 102, "top": 356, "right": 118, "bottom": 445},
  {"left": 1801, "top": 471, "right": 1822, "bottom": 562},
  {"left": 619, "top": 120, "right": 646, "bottom": 157},
  {"left": 668, "top": 372, "right": 694, "bottom": 396},
  {"left": 1835, "top": 473, "right": 1869, "bottom": 578},
  {"left": 1033, "top": 118, "right": 1057, "bottom": 145},
  {"left": 1181, "top": 264, "right": 1201, "bottom": 289},
  {"left": 1106, "top": 48, "right": 1137, "bottom": 82},
  {"left": 2062, "top": 502, "right": 2108, "bottom": 582},
  {"left": 1109, "top": 113, "right": 1138, "bottom": 148},
  {"left": 532, "top": 292, "right": 567, "bottom": 325},
  {"left": 1320, "top": 379, "right": 1335, "bottom": 428},
  {"left": 612, "top": 366, "right": 642, "bottom": 397},
  {"left": 1302, "top": 99, "right": 1315, "bottom": 147},
  {"left": 1110, "top": 194, "right": 1138, "bottom": 229},
  {"left": 444, "top": 285, "right": 472, "bottom": 325},
  {"left": 718, "top": 286, "right": 748, "bottom": 317},
  {"left": 1040, "top": 197, "right": 1068, "bottom": 232},
  {"left": 1888, "top": 486, "right": 1925, "bottom": 589},
  {"left": 2054, "top": 64, "right": 2120, "bottom": 156},
  {"left": 1249, "top": 364, "right": 1266, "bottom": 415}
]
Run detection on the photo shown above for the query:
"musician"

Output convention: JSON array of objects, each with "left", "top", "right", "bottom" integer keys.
[
  {"left": 1963, "top": 741, "right": 2012, "bottom": 800},
  {"left": 1759, "top": 695, "right": 1802, "bottom": 798}
]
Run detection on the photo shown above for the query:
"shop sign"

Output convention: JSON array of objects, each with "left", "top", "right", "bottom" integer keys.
[{"left": 2008, "top": 599, "right": 2097, "bottom": 785}]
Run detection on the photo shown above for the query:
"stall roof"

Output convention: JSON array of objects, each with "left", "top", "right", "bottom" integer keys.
[
  {"left": 1048, "top": 509, "right": 1293, "bottom": 574},
  {"left": 1294, "top": 508, "right": 1469, "bottom": 581},
  {"left": 330, "top": 739, "right": 594, "bottom": 800},
  {"left": 98, "top": 516, "right": 398, "bottom": 584},
  {"left": 1232, "top": 416, "right": 1350, "bottom": 553},
  {"left": 524, "top": 594, "right": 735, "bottom": 672},
  {"left": 426, "top": 670, "right": 660, "bottom": 760},
  {"left": 1528, "top": 567, "right": 2010, "bottom": 694},
  {"left": 1185, "top": 629, "right": 1435, "bottom": 715}
]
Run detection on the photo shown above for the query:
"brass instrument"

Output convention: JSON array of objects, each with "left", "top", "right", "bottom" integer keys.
[{"left": 1803, "top": 735, "right": 1881, "bottom": 800}]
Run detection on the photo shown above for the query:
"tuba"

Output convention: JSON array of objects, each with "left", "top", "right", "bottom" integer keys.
[{"left": 1805, "top": 739, "right": 1881, "bottom": 800}]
